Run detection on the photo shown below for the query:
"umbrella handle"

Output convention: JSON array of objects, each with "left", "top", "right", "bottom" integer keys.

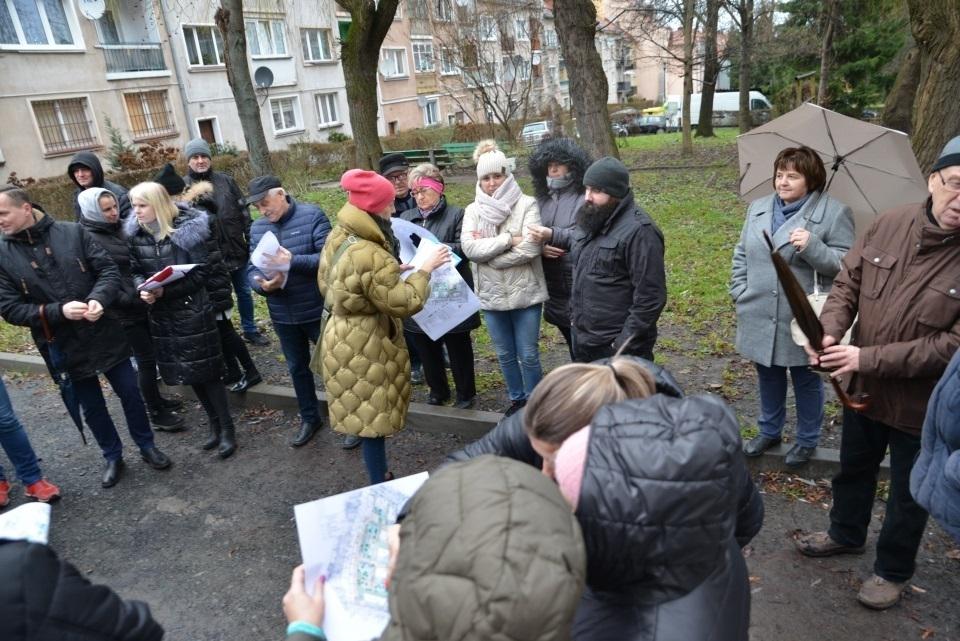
[{"left": 828, "top": 377, "right": 871, "bottom": 412}]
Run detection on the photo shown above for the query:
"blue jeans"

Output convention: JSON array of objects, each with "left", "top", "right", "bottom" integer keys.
[
  {"left": 231, "top": 266, "right": 257, "bottom": 335},
  {"left": 755, "top": 362, "right": 824, "bottom": 448},
  {"left": 0, "top": 377, "right": 43, "bottom": 485},
  {"left": 362, "top": 437, "right": 387, "bottom": 485},
  {"left": 483, "top": 304, "right": 544, "bottom": 402},
  {"left": 273, "top": 320, "right": 321, "bottom": 424},
  {"left": 72, "top": 359, "right": 156, "bottom": 462}
]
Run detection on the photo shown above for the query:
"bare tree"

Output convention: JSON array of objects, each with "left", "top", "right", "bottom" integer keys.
[
  {"left": 695, "top": 0, "right": 721, "bottom": 137},
  {"left": 816, "top": 0, "right": 840, "bottom": 106},
  {"left": 906, "top": 0, "right": 960, "bottom": 171},
  {"left": 723, "top": 0, "right": 754, "bottom": 132},
  {"left": 215, "top": 0, "right": 273, "bottom": 175},
  {"left": 680, "top": 0, "right": 695, "bottom": 156},
  {"left": 554, "top": 0, "right": 618, "bottom": 159},
  {"left": 335, "top": 0, "right": 400, "bottom": 169},
  {"left": 433, "top": 4, "right": 542, "bottom": 142},
  {"left": 881, "top": 40, "right": 920, "bottom": 133}
]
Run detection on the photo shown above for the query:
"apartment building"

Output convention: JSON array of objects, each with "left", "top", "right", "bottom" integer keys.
[{"left": 0, "top": 0, "right": 187, "bottom": 181}]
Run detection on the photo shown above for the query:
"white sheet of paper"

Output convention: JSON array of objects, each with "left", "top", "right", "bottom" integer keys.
[
  {"left": 404, "top": 238, "right": 481, "bottom": 340},
  {"left": 250, "top": 231, "right": 290, "bottom": 288},
  {"left": 294, "top": 472, "right": 429, "bottom": 641},
  {"left": 138, "top": 264, "right": 198, "bottom": 291},
  {"left": 390, "top": 217, "right": 461, "bottom": 268},
  {"left": 0, "top": 502, "right": 51, "bottom": 544}
]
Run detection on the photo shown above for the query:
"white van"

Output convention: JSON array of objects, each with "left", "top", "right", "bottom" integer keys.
[{"left": 665, "top": 91, "right": 772, "bottom": 128}]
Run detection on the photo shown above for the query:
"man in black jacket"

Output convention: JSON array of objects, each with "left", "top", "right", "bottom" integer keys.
[
  {"left": 569, "top": 157, "right": 666, "bottom": 362},
  {"left": 66, "top": 151, "right": 130, "bottom": 222},
  {"left": 182, "top": 138, "right": 268, "bottom": 346},
  {"left": 0, "top": 187, "right": 171, "bottom": 489},
  {"left": 0, "top": 539, "right": 164, "bottom": 641}
]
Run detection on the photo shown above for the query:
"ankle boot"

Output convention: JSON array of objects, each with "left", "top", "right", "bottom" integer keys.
[
  {"left": 202, "top": 418, "right": 221, "bottom": 451},
  {"left": 149, "top": 406, "right": 185, "bottom": 432},
  {"left": 218, "top": 422, "right": 236, "bottom": 459}
]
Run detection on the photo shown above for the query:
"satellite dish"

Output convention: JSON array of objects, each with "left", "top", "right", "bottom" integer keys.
[
  {"left": 417, "top": 96, "right": 429, "bottom": 107},
  {"left": 254, "top": 66, "right": 274, "bottom": 90},
  {"left": 77, "top": 0, "right": 106, "bottom": 20}
]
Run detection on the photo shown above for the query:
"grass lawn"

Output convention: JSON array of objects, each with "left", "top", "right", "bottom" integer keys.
[{"left": 0, "top": 132, "right": 746, "bottom": 373}]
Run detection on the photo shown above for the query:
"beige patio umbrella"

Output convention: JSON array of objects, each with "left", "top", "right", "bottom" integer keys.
[{"left": 737, "top": 103, "right": 928, "bottom": 234}]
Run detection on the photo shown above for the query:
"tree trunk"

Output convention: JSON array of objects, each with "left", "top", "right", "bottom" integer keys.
[
  {"left": 907, "top": 0, "right": 960, "bottom": 171},
  {"left": 215, "top": 2, "right": 273, "bottom": 176},
  {"left": 336, "top": 0, "right": 400, "bottom": 169},
  {"left": 816, "top": 0, "right": 839, "bottom": 107},
  {"left": 681, "top": 0, "right": 695, "bottom": 156},
  {"left": 696, "top": 0, "right": 721, "bottom": 137},
  {"left": 881, "top": 43, "right": 920, "bottom": 133},
  {"left": 737, "top": 0, "right": 754, "bottom": 132},
  {"left": 555, "top": 0, "right": 618, "bottom": 160}
]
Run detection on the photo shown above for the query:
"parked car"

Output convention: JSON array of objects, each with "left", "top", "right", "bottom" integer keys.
[
  {"left": 520, "top": 121, "right": 554, "bottom": 147},
  {"left": 637, "top": 115, "right": 668, "bottom": 134},
  {"left": 611, "top": 122, "right": 629, "bottom": 137}
]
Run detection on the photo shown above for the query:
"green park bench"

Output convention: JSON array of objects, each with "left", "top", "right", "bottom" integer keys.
[{"left": 398, "top": 148, "right": 451, "bottom": 169}]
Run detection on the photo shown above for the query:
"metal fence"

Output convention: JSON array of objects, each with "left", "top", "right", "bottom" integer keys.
[{"left": 102, "top": 43, "right": 166, "bottom": 74}]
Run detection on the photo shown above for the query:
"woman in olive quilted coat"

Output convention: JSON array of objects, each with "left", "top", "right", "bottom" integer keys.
[{"left": 314, "top": 169, "right": 450, "bottom": 484}]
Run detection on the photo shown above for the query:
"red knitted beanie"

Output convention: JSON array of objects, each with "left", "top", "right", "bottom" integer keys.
[{"left": 340, "top": 168, "right": 395, "bottom": 214}]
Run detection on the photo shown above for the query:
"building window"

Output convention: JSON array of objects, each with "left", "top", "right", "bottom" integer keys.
[
  {"left": 435, "top": 0, "right": 452, "bottom": 21},
  {"left": 0, "top": 0, "right": 78, "bottom": 47},
  {"left": 479, "top": 16, "right": 497, "bottom": 41},
  {"left": 269, "top": 96, "right": 301, "bottom": 134},
  {"left": 124, "top": 91, "right": 176, "bottom": 139},
  {"left": 183, "top": 25, "right": 224, "bottom": 67},
  {"left": 423, "top": 99, "right": 439, "bottom": 126},
  {"left": 301, "top": 28, "right": 332, "bottom": 62},
  {"left": 381, "top": 48, "right": 407, "bottom": 78},
  {"left": 439, "top": 48, "right": 458, "bottom": 75},
  {"left": 412, "top": 41, "right": 433, "bottom": 73},
  {"left": 514, "top": 18, "right": 528, "bottom": 41},
  {"left": 409, "top": 0, "right": 428, "bottom": 20},
  {"left": 245, "top": 18, "right": 287, "bottom": 57},
  {"left": 545, "top": 27, "right": 558, "bottom": 48},
  {"left": 31, "top": 97, "right": 97, "bottom": 154},
  {"left": 315, "top": 92, "right": 339, "bottom": 126}
]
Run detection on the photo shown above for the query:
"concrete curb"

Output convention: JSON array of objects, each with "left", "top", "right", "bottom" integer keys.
[{"left": 0, "top": 351, "right": 888, "bottom": 479}]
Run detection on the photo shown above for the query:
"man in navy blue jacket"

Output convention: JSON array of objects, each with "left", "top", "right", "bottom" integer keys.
[{"left": 245, "top": 176, "right": 344, "bottom": 448}]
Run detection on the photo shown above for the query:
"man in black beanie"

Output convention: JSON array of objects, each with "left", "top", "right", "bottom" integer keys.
[
  {"left": 378, "top": 152, "right": 416, "bottom": 214},
  {"left": 567, "top": 156, "right": 666, "bottom": 362}
]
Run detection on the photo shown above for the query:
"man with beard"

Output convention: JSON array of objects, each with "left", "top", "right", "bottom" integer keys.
[{"left": 568, "top": 157, "right": 666, "bottom": 362}]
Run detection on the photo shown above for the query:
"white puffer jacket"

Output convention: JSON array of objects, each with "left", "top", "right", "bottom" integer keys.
[{"left": 461, "top": 193, "right": 548, "bottom": 311}]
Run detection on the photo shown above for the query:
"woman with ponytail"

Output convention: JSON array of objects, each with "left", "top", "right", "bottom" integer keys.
[{"left": 461, "top": 140, "right": 547, "bottom": 416}]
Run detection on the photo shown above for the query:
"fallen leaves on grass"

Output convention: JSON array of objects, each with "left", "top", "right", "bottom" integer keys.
[{"left": 758, "top": 472, "right": 831, "bottom": 505}]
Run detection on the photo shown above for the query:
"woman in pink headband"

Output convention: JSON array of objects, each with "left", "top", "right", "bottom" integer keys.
[{"left": 397, "top": 163, "right": 480, "bottom": 409}]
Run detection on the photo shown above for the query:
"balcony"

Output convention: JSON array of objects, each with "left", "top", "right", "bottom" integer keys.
[{"left": 102, "top": 43, "right": 168, "bottom": 78}]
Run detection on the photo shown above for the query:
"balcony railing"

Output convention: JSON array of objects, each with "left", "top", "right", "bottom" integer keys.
[{"left": 102, "top": 43, "right": 166, "bottom": 74}]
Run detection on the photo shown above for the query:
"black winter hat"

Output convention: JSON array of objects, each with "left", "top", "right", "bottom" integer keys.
[
  {"left": 378, "top": 152, "right": 409, "bottom": 177},
  {"left": 153, "top": 163, "right": 186, "bottom": 196},
  {"left": 583, "top": 156, "right": 630, "bottom": 199}
]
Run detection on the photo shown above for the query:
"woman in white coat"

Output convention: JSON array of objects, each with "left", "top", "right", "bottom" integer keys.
[
  {"left": 730, "top": 146, "right": 855, "bottom": 467},
  {"left": 462, "top": 140, "right": 548, "bottom": 417}
]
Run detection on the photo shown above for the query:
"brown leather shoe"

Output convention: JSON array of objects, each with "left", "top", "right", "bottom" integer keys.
[
  {"left": 858, "top": 575, "right": 906, "bottom": 610},
  {"left": 795, "top": 531, "right": 865, "bottom": 557}
]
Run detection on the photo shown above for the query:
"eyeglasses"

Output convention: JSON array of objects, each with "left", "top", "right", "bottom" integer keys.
[
  {"left": 386, "top": 172, "right": 409, "bottom": 183},
  {"left": 410, "top": 188, "right": 436, "bottom": 198},
  {"left": 938, "top": 171, "right": 960, "bottom": 193}
]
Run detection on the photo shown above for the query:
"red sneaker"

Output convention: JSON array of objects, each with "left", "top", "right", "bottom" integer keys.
[
  {"left": 0, "top": 480, "right": 10, "bottom": 507},
  {"left": 25, "top": 479, "right": 61, "bottom": 503}
]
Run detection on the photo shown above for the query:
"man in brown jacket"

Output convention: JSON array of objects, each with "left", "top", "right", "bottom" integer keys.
[{"left": 795, "top": 135, "right": 960, "bottom": 610}]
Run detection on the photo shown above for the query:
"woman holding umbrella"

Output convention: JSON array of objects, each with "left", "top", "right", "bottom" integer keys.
[{"left": 730, "top": 146, "right": 855, "bottom": 467}]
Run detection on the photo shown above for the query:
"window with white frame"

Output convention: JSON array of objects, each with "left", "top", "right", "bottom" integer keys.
[
  {"left": 124, "top": 90, "right": 176, "bottom": 139},
  {"left": 435, "top": 0, "right": 452, "bottom": 21},
  {"left": 423, "top": 99, "right": 440, "bottom": 126},
  {"left": 439, "top": 48, "right": 458, "bottom": 75},
  {"left": 479, "top": 16, "right": 496, "bottom": 41},
  {"left": 315, "top": 92, "right": 339, "bottom": 126},
  {"left": 412, "top": 40, "right": 433, "bottom": 73},
  {"left": 516, "top": 56, "right": 530, "bottom": 80},
  {"left": 544, "top": 28, "right": 558, "bottom": 48},
  {"left": 269, "top": 96, "right": 301, "bottom": 134},
  {"left": 381, "top": 48, "right": 407, "bottom": 78},
  {"left": 183, "top": 25, "right": 224, "bottom": 67},
  {"left": 514, "top": 18, "right": 528, "bottom": 41},
  {"left": 0, "top": 0, "right": 79, "bottom": 47},
  {"left": 301, "top": 28, "right": 332, "bottom": 62},
  {"left": 31, "top": 97, "right": 97, "bottom": 154},
  {"left": 245, "top": 18, "right": 287, "bottom": 57}
]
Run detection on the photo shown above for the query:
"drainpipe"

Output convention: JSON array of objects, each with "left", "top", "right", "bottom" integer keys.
[{"left": 156, "top": 0, "right": 195, "bottom": 139}]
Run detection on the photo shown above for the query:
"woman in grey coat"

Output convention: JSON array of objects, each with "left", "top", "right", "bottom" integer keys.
[{"left": 730, "top": 146, "right": 855, "bottom": 467}]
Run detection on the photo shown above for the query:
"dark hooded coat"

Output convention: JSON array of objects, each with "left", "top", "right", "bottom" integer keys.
[
  {"left": 0, "top": 214, "right": 129, "bottom": 381},
  {"left": 528, "top": 138, "right": 591, "bottom": 328},
  {"left": 67, "top": 152, "right": 130, "bottom": 222},
  {"left": 126, "top": 207, "right": 223, "bottom": 385},
  {"left": 183, "top": 168, "right": 251, "bottom": 271}
]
